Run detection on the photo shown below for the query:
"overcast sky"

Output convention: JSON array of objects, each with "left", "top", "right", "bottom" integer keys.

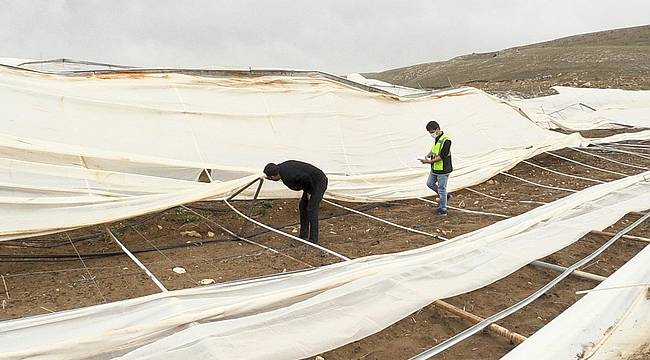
[{"left": 1, "top": 0, "right": 648, "bottom": 74}]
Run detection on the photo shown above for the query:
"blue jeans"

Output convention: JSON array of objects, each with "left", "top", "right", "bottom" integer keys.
[{"left": 426, "top": 172, "right": 449, "bottom": 211}]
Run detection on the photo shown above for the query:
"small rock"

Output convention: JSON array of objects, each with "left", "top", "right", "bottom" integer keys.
[
  {"left": 473, "top": 200, "right": 479, "bottom": 205},
  {"left": 486, "top": 180, "right": 495, "bottom": 185},
  {"left": 157, "top": 225, "right": 163, "bottom": 230},
  {"left": 315, "top": 356, "right": 325, "bottom": 360},
  {"left": 291, "top": 228, "right": 298, "bottom": 233},
  {"left": 207, "top": 231, "right": 215, "bottom": 238},
  {"left": 180, "top": 230, "right": 202, "bottom": 238},
  {"left": 172, "top": 267, "right": 186, "bottom": 274},
  {"left": 199, "top": 278, "right": 215, "bottom": 285}
]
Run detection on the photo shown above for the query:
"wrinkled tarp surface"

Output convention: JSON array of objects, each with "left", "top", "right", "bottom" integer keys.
[
  {"left": 503, "top": 224, "right": 650, "bottom": 360},
  {"left": 0, "top": 171, "right": 648, "bottom": 360},
  {"left": 512, "top": 86, "right": 650, "bottom": 130},
  {"left": 0, "top": 64, "right": 586, "bottom": 240},
  {"left": 2, "top": 61, "right": 650, "bottom": 359}
]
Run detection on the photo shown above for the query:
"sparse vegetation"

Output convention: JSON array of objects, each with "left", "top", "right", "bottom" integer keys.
[
  {"left": 172, "top": 208, "right": 200, "bottom": 223},
  {"left": 256, "top": 200, "right": 274, "bottom": 216},
  {"left": 368, "top": 25, "right": 650, "bottom": 97}
]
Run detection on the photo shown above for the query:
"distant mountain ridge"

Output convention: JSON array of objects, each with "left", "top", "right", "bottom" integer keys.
[{"left": 368, "top": 25, "right": 650, "bottom": 97}]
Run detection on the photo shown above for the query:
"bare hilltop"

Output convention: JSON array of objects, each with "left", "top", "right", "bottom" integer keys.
[{"left": 367, "top": 25, "right": 650, "bottom": 97}]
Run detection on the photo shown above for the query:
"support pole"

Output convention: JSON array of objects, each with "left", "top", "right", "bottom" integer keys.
[
  {"left": 433, "top": 300, "right": 527, "bottom": 345},
  {"left": 224, "top": 199, "right": 350, "bottom": 261},
  {"left": 243, "top": 178, "right": 264, "bottom": 235},
  {"left": 500, "top": 172, "right": 577, "bottom": 193},
  {"left": 570, "top": 147, "right": 649, "bottom": 171},
  {"left": 227, "top": 177, "right": 264, "bottom": 201},
  {"left": 247, "top": 178, "right": 264, "bottom": 216},
  {"left": 546, "top": 152, "right": 626, "bottom": 177},
  {"left": 104, "top": 225, "right": 167, "bottom": 292},
  {"left": 324, "top": 199, "right": 442, "bottom": 237}
]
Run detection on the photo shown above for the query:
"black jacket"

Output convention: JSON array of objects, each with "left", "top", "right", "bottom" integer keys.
[{"left": 278, "top": 160, "right": 327, "bottom": 193}]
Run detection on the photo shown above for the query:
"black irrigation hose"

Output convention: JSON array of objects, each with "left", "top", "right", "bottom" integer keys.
[
  {"left": 184, "top": 204, "right": 229, "bottom": 213},
  {"left": 4, "top": 233, "right": 107, "bottom": 249},
  {"left": 0, "top": 237, "right": 234, "bottom": 262},
  {"left": 2, "top": 214, "right": 160, "bottom": 249},
  {"left": 0, "top": 202, "right": 391, "bottom": 262}
]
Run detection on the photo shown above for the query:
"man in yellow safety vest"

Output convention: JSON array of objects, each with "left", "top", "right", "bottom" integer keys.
[{"left": 419, "top": 120, "right": 453, "bottom": 216}]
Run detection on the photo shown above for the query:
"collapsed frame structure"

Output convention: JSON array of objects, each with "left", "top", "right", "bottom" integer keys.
[{"left": 1, "top": 60, "right": 647, "bottom": 356}]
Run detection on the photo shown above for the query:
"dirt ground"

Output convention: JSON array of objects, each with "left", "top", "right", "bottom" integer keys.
[{"left": 0, "top": 134, "right": 649, "bottom": 359}]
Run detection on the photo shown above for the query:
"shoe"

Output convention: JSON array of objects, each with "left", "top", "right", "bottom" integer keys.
[{"left": 435, "top": 209, "right": 448, "bottom": 216}]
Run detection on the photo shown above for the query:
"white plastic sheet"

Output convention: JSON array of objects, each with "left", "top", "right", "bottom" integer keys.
[
  {"left": 512, "top": 86, "right": 650, "bottom": 130},
  {"left": 0, "top": 171, "right": 648, "bottom": 360},
  {"left": 0, "top": 64, "right": 585, "bottom": 240},
  {"left": 503, "top": 231, "right": 650, "bottom": 359},
  {"left": 346, "top": 73, "right": 431, "bottom": 96},
  {"left": 1, "top": 62, "right": 650, "bottom": 358}
]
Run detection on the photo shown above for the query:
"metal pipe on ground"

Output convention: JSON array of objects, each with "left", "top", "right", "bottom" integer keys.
[
  {"left": 409, "top": 212, "right": 650, "bottom": 360},
  {"left": 530, "top": 260, "right": 607, "bottom": 282},
  {"left": 590, "top": 229, "right": 650, "bottom": 243},
  {"left": 326, "top": 199, "right": 608, "bottom": 284},
  {"left": 433, "top": 300, "right": 527, "bottom": 345}
]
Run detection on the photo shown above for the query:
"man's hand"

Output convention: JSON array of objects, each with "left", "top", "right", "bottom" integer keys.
[{"left": 419, "top": 156, "right": 440, "bottom": 164}]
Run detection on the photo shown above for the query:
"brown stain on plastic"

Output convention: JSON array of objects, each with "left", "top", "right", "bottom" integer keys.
[{"left": 89, "top": 72, "right": 148, "bottom": 80}]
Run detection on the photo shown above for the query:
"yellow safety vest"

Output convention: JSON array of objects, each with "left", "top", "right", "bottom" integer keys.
[{"left": 431, "top": 133, "right": 450, "bottom": 171}]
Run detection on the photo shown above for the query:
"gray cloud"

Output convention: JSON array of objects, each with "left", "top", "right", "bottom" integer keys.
[{"left": 1, "top": 0, "right": 648, "bottom": 74}]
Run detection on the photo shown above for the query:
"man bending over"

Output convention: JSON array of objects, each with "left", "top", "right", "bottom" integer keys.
[{"left": 263, "top": 160, "right": 328, "bottom": 243}]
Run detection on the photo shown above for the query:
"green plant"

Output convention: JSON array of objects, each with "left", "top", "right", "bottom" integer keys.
[
  {"left": 255, "top": 200, "right": 273, "bottom": 216},
  {"left": 182, "top": 214, "right": 200, "bottom": 223}
]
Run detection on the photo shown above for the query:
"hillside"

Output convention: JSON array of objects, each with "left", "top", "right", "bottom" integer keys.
[{"left": 368, "top": 25, "right": 650, "bottom": 97}]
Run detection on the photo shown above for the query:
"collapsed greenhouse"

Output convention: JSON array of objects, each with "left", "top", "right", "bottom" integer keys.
[{"left": 0, "top": 59, "right": 649, "bottom": 359}]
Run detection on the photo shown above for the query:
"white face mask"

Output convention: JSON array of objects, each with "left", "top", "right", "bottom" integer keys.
[{"left": 430, "top": 132, "right": 437, "bottom": 138}]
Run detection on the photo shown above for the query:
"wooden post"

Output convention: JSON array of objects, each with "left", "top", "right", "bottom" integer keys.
[
  {"left": 590, "top": 230, "right": 650, "bottom": 243},
  {"left": 433, "top": 300, "right": 527, "bottom": 345}
]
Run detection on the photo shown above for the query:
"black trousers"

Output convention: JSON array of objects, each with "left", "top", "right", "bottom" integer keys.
[{"left": 298, "top": 176, "right": 328, "bottom": 243}]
